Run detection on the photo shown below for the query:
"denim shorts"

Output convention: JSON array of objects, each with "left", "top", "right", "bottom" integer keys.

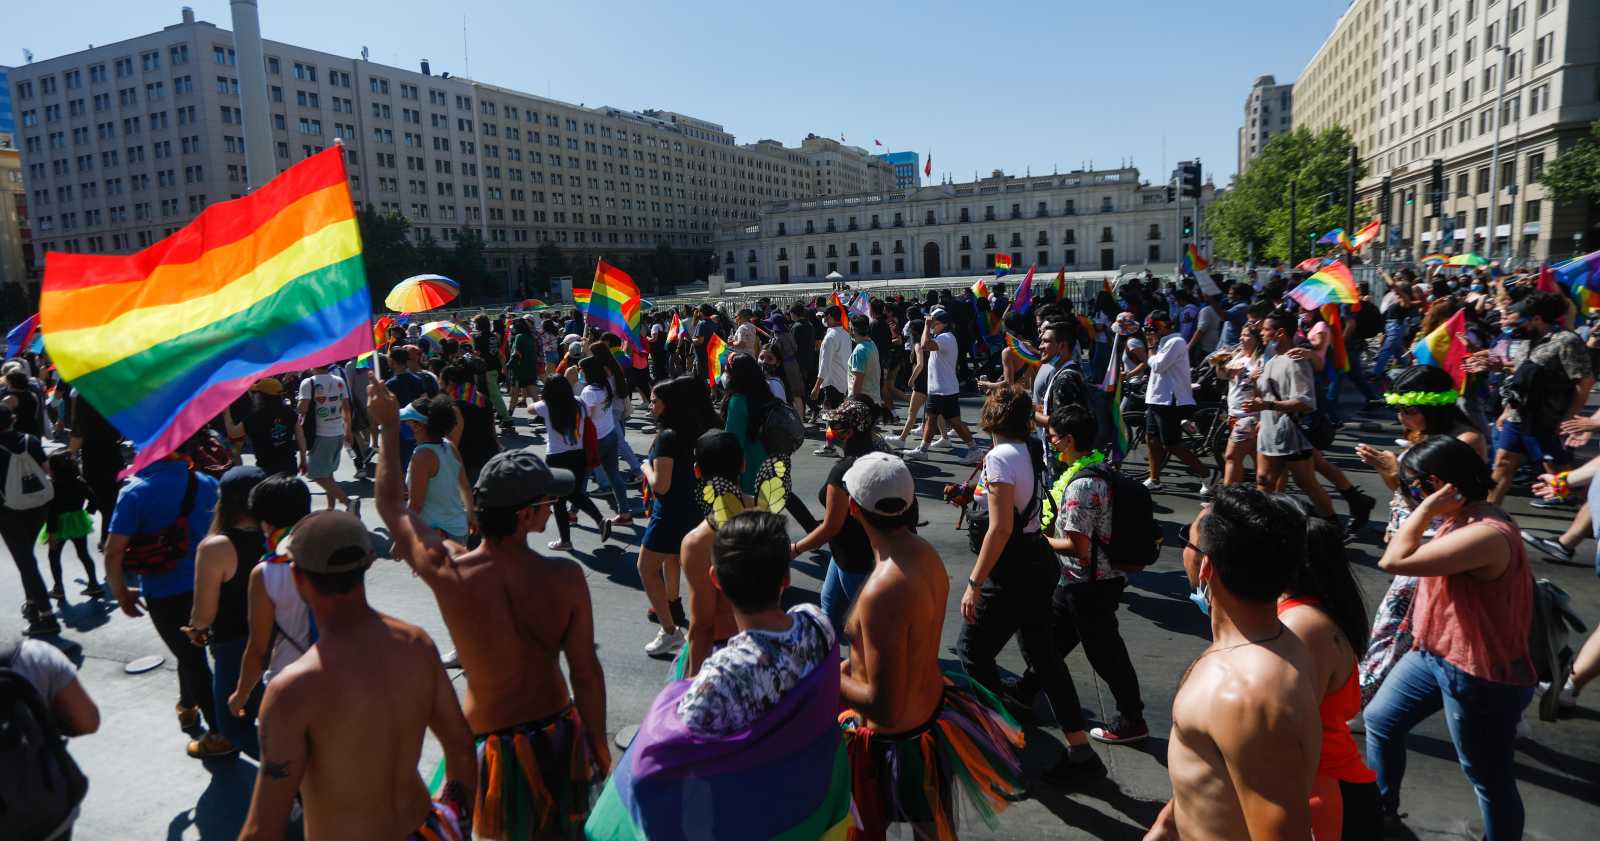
[{"left": 1492, "top": 419, "right": 1565, "bottom": 466}]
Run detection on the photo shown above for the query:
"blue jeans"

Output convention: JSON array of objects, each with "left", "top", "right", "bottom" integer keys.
[
  {"left": 208, "top": 635, "right": 262, "bottom": 758},
  {"left": 594, "top": 430, "right": 633, "bottom": 514},
  {"left": 617, "top": 430, "right": 643, "bottom": 475},
  {"left": 1364, "top": 649, "right": 1533, "bottom": 840},
  {"left": 1370, "top": 319, "right": 1408, "bottom": 384},
  {"left": 819, "top": 558, "right": 869, "bottom": 640},
  {"left": 1328, "top": 341, "right": 1379, "bottom": 409}
]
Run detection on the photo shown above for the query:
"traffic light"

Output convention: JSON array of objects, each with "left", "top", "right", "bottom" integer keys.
[
  {"left": 1182, "top": 217, "right": 1193, "bottom": 237},
  {"left": 1429, "top": 159, "right": 1445, "bottom": 216},
  {"left": 1179, "top": 160, "right": 1202, "bottom": 199},
  {"left": 1164, "top": 185, "right": 1175, "bottom": 203},
  {"left": 1379, "top": 175, "right": 1393, "bottom": 220},
  {"left": 1405, "top": 190, "right": 1415, "bottom": 207}
]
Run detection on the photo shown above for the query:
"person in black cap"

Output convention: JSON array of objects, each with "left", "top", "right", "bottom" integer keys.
[
  {"left": 237, "top": 509, "right": 478, "bottom": 841},
  {"left": 367, "top": 380, "right": 611, "bottom": 838}
]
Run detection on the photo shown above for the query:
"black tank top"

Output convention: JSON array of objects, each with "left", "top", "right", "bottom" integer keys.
[
  {"left": 8, "top": 389, "right": 41, "bottom": 436},
  {"left": 212, "top": 527, "right": 264, "bottom": 643}
]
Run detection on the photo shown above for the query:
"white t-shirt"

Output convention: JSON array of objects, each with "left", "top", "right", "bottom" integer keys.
[
  {"left": 533, "top": 400, "right": 583, "bottom": 455},
  {"left": 767, "top": 376, "right": 788, "bottom": 402},
  {"left": 733, "top": 322, "right": 761, "bottom": 356},
  {"left": 927, "top": 332, "right": 960, "bottom": 396},
  {"left": 982, "top": 441, "right": 1039, "bottom": 533},
  {"left": 297, "top": 372, "right": 347, "bottom": 437},
  {"left": 580, "top": 384, "right": 616, "bottom": 439}
]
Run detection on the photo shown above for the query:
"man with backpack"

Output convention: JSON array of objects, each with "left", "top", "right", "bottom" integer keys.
[
  {"left": 0, "top": 404, "right": 60, "bottom": 637},
  {"left": 1029, "top": 404, "right": 1152, "bottom": 745},
  {"left": 1, "top": 633, "right": 99, "bottom": 840}
]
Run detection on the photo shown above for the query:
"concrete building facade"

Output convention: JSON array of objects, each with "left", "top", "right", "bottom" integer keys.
[
  {"left": 1293, "top": 0, "right": 1382, "bottom": 169},
  {"left": 1237, "top": 75, "right": 1294, "bottom": 176},
  {"left": 1361, "top": 0, "right": 1600, "bottom": 261},
  {"left": 799, "top": 134, "right": 899, "bottom": 197},
  {"left": 3, "top": 9, "right": 824, "bottom": 288},
  {"left": 714, "top": 166, "right": 1215, "bottom": 285},
  {"left": 875, "top": 150, "right": 922, "bottom": 190},
  {"left": 0, "top": 148, "right": 28, "bottom": 287}
]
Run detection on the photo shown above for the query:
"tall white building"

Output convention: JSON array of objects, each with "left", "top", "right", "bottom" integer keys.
[{"left": 4, "top": 8, "right": 825, "bottom": 289}]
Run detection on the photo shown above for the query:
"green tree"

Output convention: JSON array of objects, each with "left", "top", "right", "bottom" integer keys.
[
  {"left": 530, "top": 240, "right": 566, "bottom": 297},
  {"left": 1539, "top": 121, "right": 1600, "bottom": 204},
  {"left": 1210, "top": 126, "right": 1371, "bottom": 264},
  {"left": 356, "top": 207, "right": 415, "bottom": 308},
  {"left": 445, "top": 227, "right": 495, "bottom": 304}
]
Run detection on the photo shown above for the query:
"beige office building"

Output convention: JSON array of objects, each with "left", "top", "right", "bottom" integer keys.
[
  {"left": 1294, "top": 0, "right": 1382, "bottom": 169},
  {"left": 715, "top": 166, "right": 1215, "bottom": 285},
  {"left": 1292, "top": 0, "right": 1600, "bottom": 261},
  {"left": 4, "top": 8, "right": 824, "bottom": 288},
  {"left": 0, "top": 148, "right": 28, "bottom": 287},
  {"left": 799, "top": 134, "right": 899, "bottom": 197},
  {"left": 1237, "top": 75, "right": 1294, "bottom": 176}
]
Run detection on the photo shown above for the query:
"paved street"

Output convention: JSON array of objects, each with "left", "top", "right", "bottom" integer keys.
[{"left": 10, "top": 391, "right": 1600, "bottom": 841}]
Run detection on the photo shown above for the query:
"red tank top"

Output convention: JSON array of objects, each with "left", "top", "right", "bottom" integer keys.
[
  {"left": 1278, "top": 597, "right": 1377, "bottom": 784},
  {"left": 1415, "top": 511, "right": 1536, "bottom": 686}
]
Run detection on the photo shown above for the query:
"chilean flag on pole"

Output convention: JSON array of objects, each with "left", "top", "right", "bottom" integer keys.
[{"left": 924, "top": 152, "right": 932, "bottom": 178}]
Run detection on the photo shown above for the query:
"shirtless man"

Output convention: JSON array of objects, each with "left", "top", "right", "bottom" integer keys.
[
  {"left": 369, "top": 379, "right": 611, "bottom": 840},
  {"left": 236, "top": 510, "right": 476, "bottom": 841},
  {"left": 677, "top": 430, "right": 745, "bottom": 678},
  {"left": 838, "top": 452, "right": 1025, "bottom": 836},
  {"left": 1145, "top": 484, "right": 1321, "bottom": 841}
]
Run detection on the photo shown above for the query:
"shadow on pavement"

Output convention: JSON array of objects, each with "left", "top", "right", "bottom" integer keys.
[
  {"left": 56, "top": 595, "right": 115, "bottom": 634},
  {"left": 165, "top": 758, "right": 272, "bottom": 841},
  {"left": 1406, "top": 733, "right": 1600, "bottom": 801},
  {"left": 1025, "top": 772, "right": 1166, "bottom": 840},
  {"left": 1123, "top": 571, "right": 1209, "bottom": 640}
]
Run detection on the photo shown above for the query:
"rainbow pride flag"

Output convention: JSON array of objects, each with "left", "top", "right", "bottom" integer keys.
[
  {"left": 971, "top": 277, "right": 991, "bottom": 299},
  {"left": 41, "top": 147, "right": 370, "bottom": 475},
  {"left": 584, "top": 640, "right": 850, "bottom": 841},
  {"left": 372, "top": 315, "right": 395, "bottom": 350},
  {"left": 829, "top": 291, "right": 846, "bottom": 312},
  {"left": 992, "top": 253, "right": 1012, "bottom": 275},
  {"left": 1320, "top": 305, "right": 1350, "bottom": 372},
  {"left": 1317, "top": 228, "right": 1346, "bottom": 246},
  {"left": 1286, "top": 261, "right": 1359, "bottom": 310},
  {"left": 1350, "top": 219, "right": 1382, "bottom": 250},
  {"left": 1411, "top": 308, "right": 1469, "bottom": 389},
  {"left": 588, "top": 258, "right": 644, "bottom": 351},
  {"left": 353, "top": 351, "right": 375, "bottom": 370},
  {"left": 1419, "top": 253, "right": 1449, "bottom": 266},
  {"left": 1053, "top": 266, "right": 1066, "bottom": 300},
  {"left": 573, "top": 288, "right": 593, "bottom": 308},
  {"left": 1336, "top": 229, "right": 1356, "bottom": 252},
  {"left": 1182, "top": 244, "right": 1209, "bottom": 276},
  {"left": 5, "top": 313, "right": 41, "bottom": 358},
  {"left": 706, "top": 333, "right": 733, "bottom": 387},
  {"left": 1553, "top": 249, "right": 1600, "bottom": 315},
  {"left": 1010, "top": 265, "right": 1036, "bottom": 314},
  {"left": 666, "top": 312, "right": 682, "bottom": 344},
  {"left": 1005, "top": 331, "right": 1042, "bottom": 366}
]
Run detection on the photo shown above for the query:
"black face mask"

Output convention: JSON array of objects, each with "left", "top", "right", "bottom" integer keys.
[{"left": 762, "top": 363, "right": 781, "bottom": 376}]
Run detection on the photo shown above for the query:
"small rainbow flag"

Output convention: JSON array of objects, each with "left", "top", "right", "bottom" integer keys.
[
  {"left": 1317, "top": 228, "right": 1346, "bottom": 246},
  {"left": 828, "top": 291, "right": 847, "bottom": 312},
  {"left": 1010, "top": 265, "right": 1036, "bottom": 315},
  {"left": 573, "top": 288, "right": 593, "bottom": 308},
  {"left": 1411, "top": 308, "right": 1469, "bottom": 389},
  {"left": 1336, "top": 229, "right": 1356, "bottom": 252},
  {"left": 993, "top": 253, "right": 1013, "bottom": 275},
  {"left": 1286, "top": 261, "right": 1359, "bottom": 310},
  {"left": 1005, "top": 331, "right": 1042, "bottom": 366},
  {"left": 353, "top": 351, "right": 375, "bottom": 370},
  {"left": 1320, "top": 305, "right": 1350, "bottom": 372},
  {"left": 588, "top": 259, "right": 645, "bottom": 351},
  {"left": 666, "top": 312, "right": 682, "bottom": 344},
  {"left": 1182, "top": 244, "right": 1209, "bottom": 276},
  {"left": 40, "top": 147, "right": 370, "bottom": 476},
  {"left": 706, "top": 333, "right": 733, "bottom": 387},
  {"left": 971, "top": 277, "right": 991, "bottom": 299},
  {"left": 372, "top": 315, "right": 394, "bottom": 349},
  {"left": 1054, "top": 267, "right": 1066, "bottom": 300},
  {"left": 1419, "top": 253, "right": 1449, "bottom": 266},
  {"left": 1350, "top": 219, "right": 1382, "bottom": 250}
]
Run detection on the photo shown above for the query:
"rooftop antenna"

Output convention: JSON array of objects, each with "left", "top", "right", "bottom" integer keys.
[
  {"left": 23, "top": 48, "right": 34, "bottom": 64},
  {"left": 360, "top": 45, "right": 369, "bottom": 61},
  {"left": 462, "top": 15, "right": 470, "bottom": 80}
]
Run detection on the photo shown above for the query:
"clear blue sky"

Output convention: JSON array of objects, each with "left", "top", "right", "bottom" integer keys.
[{"left": 5, "top": 0, "right": 1356, "bottom": 185}]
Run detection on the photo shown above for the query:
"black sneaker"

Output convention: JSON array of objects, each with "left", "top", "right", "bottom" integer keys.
[
  {"left": 24, "top": 604, "right": 60, "bottom": 637},
  {"left": 1345, "top": 490, "right": 1376, "bottom": 537},
  {"left": 1521, "top": 531, "right": 1576, "bottom": 563},
  {"left": 1089, "top": 716, "right": 1150, "bottom": 745},
  {"left": 1042, "top": 750, "right": 1107, "bottom": 787}
]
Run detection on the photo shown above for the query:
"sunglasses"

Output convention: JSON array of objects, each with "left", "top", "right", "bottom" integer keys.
[
  {"left": 1175, "top": 532, "right": 1208, "bottom": 555},
  {"left": 1402, "top": 478, "right": 1430, "bottom": 504}
]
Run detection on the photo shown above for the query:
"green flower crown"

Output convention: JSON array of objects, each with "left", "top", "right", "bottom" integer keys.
[{"left": 1384, "top": 389, "right": 1459, "bottom": 406}]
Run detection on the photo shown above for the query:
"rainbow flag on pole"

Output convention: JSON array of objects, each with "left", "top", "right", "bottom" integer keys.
[
  {"left": 971, "top": 277, "right": 991, "bottom": 299},
  {"left": 706, "top": 333, "right": 733, "bottom": 387},
  {"left": 1553, "top": 249, "right": 1600, "bottom": 315},
  {"left": 1350, "top": 218, "right": 1382, "bottom": 250},
  {"left": 1286, "top": 261, "right": 1360, "bottom": 310},
  {"left": 40, "top": 147, "right": 370, "bottom": 476},
  {"left": 1010, "top": 265, "right": 1036, "bottom": 315},
  {"left": 1005, "top": 331, "right": 1042, "bottom": 366},
  {"left": 666, "top": 312, "right": 682, "bottom": 344},
  {"left": 1053, "top": 266, "right": 1066, "bottom": 301},
  {"left": 1320, "top": 304, "right": 1350, "bottom": 372},
  {"left": 992, "top": 253, "right": 1012, "bottom": 276},
  {"left": 587, "top": 259, "right": 645, "bottom": 351},
  {"left": 584, "top": 640, "right": 851, "bottom": 841},
  {"left": 1181, "top": 244, "right": 1209, "bottom": 276},
  {"left": 1410, "top": 307, "right": 1470, "bottom": 389},
  {"left": 573, "top": 288, "right": 593, "bottom": 308}
]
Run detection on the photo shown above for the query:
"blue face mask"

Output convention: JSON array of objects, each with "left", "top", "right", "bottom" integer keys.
[
  {"left": 1471, "top": 284, "right": 1487, "bottom": 294},
  {"left": 1189, "top": 581, "right": 1211, "bottom": 617},
  {"left": 1265, "top": 339, "right": 1280, "bottom": 356}
]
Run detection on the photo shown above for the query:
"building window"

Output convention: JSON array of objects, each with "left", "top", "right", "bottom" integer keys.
[
  {"left": 1148, "top": 245, "right": 1162, "bottom": 262},
  {"left": 960, "top": 254, "right": 972, "bottom": 270},
  {"left": 1524, "top": 200, "right": 1541, "bottom": 222},
  {"left": 1100, "top": 227, "right": 1114, "bottom": 243}
]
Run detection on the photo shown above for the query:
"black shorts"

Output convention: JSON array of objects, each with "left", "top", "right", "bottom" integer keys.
[
  {"left": 913, "top": 367, "right": 929, "bottom": 395},
  {"left": 1145, "top": 403, "right": 1194, "bottom": 446},
  {"left": 925, "top": 393, "right": 961, "bottom": 420},
  {"left": 821, "top": 386, "right": 845, "bottom": 409}
]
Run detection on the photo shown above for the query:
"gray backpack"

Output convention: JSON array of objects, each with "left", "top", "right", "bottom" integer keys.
[{"left": 0, "top": 637, "right": 88, "bottom": 840}]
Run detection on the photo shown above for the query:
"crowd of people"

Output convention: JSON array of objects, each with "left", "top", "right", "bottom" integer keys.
[{"left": 2, "top": 258, "right": 1598, "bottom": 841}]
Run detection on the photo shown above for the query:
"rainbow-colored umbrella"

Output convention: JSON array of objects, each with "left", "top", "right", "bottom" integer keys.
[
  {"left": 1448, "top": 253, "right": 1489, "bottom": 268},
  {"left": 515, "top": 298, "right": 550, "bottom": 311},
  {"left": 385, "top": 274, "right": 459, "bottom": 313},
  {"left": 418, "top": 320, "right": 471, "bottom": 344}
]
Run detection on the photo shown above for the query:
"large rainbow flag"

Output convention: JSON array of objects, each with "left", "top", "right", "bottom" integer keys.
[
  {"left": 584, "top": 642, "right": 851, "bottom": 841},
  {"left": 1286, "top": 261, "right": 1359, "bottom": 311},
  {"left": 1411, "top": 307, "right": 1469, "bottom": 389},
  {"left": 587, "top": 259, "right": 644, "bottom": 351},
  {"left": 1320, "top": 304, "right": 1350, "bottom": 372},
  {"left": 41, "top": 147, "right": 370, "bottom": 475},
  {"left": 705, "top": 333, "right": 733, "bottom": 387},
  {"left": 1553, "top": 249, "right": 1600, "bottom": 315},
  {"left": 1181, "top": 243, "right": 1209, "bottom": 276}
]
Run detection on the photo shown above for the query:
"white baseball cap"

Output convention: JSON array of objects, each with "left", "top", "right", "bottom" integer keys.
[{"left": 842, "top": 452, "right": 915, "bottom": 516}]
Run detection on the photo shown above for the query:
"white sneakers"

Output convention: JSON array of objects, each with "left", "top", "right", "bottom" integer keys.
[
  {"left": 881, "top": 433, "right": 905, "bottom": 448},
  {"left": 1142, "top": 479, "right": 1166, "bottom": 492},
  {"left": 901, "top": 447, "right": 929, "bottom": 461},
  {"left": 960, "top": 447, "right": 984, "bottom": 466},
  {"left": 928, "top": 434, "right": 956, "bottom": 451},
  {"left": 645, "top": 627, "right": 686, "bottom": 656},
  {"left": 813, "top": 444, "right": 839, "bottom": 457}
]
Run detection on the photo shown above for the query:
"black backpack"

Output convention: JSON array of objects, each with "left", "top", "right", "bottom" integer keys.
[
  {"left": 1077, "top": 464, "right": 1161, "bottom": 574},
  {"left": 1044, "top": 365, "right": 1090, "bottom": 416},
  {"left": 0, "top": 638, "right": 88, "bottom": 841},
  {"left": 1353, "top": 302, "right": 1383, "bottom": 342},
  {"left": 758, "top": 399, "right": 806, "bottom": 456}
]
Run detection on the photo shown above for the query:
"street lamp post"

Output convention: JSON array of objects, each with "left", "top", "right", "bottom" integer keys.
[{"left": 1485, "top": 2, "right": 1512, "bottom": 260}]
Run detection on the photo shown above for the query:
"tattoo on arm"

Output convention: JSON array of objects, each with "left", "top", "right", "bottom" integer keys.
[{"left": 261, "top": 760, "right": 291, "bottom": 780}]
